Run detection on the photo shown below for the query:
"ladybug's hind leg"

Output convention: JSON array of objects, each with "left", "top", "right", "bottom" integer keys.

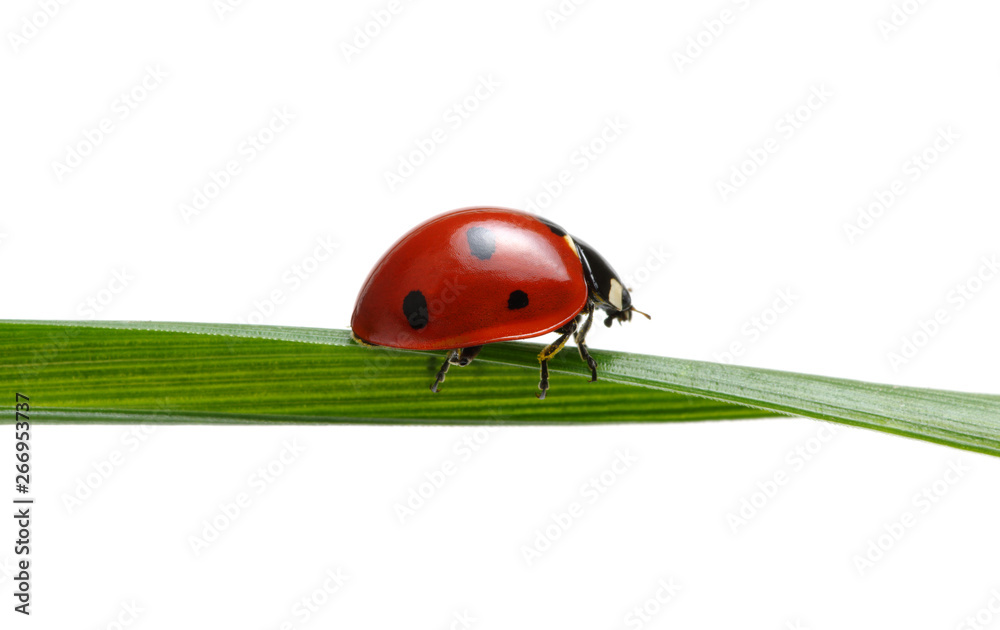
[
  {"left": 537, "top": 320, "right": 579, "bottom": 400},
  {"left": 574, "top": 304, "right": 598, "bottom": 382},
  {"left": 430, "top": 346, "right": 483, "bottom": 393}
]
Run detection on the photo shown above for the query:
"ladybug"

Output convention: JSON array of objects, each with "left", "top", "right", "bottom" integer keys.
[{"left": 350, "top": 207, "right": 648, "bottom": 398}]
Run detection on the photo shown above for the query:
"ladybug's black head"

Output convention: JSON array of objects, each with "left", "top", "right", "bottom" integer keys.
[{"left": 572, "top": 236, "right": 651, "bottom": 327}]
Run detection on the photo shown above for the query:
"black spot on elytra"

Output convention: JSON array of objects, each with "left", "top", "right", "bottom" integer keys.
[
  {"left": 536, "top": 216, "right": 567, "bottom": 237},
  {"left": 508, "top": 290, "right": 529, "bottom": 310},
  {"left": 402, "top": 290, "right": 429, "bottom": 330},
  {"left": 466, "top": 226, "right": 495, "bottom": 260}
]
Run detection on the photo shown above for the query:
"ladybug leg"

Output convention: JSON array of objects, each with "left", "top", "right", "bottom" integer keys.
[
  {"left": 537, "top": 321, "right": 578, "bottom": 400},
  {"left": 574, "top": 305, "right": 598, "bottom": 382},
  {"left": 430, "top": 349, "right": 459, "bottom": 393},
  {"left": 538, "top": 361, "right": 550, "bottom": 400},
  {"left": 431, "top": 346, "right": 484, "bottom": 393},
  {"left": 456, "top": 345, "right": 483, "bottom": 366}
]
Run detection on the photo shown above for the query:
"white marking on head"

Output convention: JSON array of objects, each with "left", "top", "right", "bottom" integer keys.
[{"left": 609, "top": 278, "right": 624, "bottom": 310}]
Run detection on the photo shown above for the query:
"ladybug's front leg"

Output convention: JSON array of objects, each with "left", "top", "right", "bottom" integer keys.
[
  {"left": 537, "top": 320, "right": 578, "bottom": 400},
  {"left": 574, "top": 304, "right": 598, "bottom": 382}
]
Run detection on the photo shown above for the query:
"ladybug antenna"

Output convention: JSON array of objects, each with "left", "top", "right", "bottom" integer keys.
[
  {"left": 630, "top": 306, "right": 651, "bottom": 320},
  {"left": 603, "top": 305, "right": 651, "bottom": 327}
]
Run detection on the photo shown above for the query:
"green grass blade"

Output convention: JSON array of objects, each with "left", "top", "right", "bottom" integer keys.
[
  {"left": 2, "top": 320, "right": 999, "bottom": 457},
  {"left": 0, "top": 320, "right": 770, "bottom": 426}
]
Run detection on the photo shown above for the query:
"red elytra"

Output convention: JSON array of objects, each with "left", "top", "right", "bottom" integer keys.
[
  {"left": 351, "top": 207, "right": 647, "bottom": 398},
  {"left": 351, "top": 207, "right": 586, "bottom": 350}
]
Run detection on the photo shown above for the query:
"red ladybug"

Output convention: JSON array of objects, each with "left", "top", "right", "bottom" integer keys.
[{"left": 351, "top": 207, "right": 648, "bottom": 398}]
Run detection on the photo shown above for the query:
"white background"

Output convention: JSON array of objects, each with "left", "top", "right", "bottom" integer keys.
[{"left": 2, "top": 0, "right": 1000, "bottom": 628}]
